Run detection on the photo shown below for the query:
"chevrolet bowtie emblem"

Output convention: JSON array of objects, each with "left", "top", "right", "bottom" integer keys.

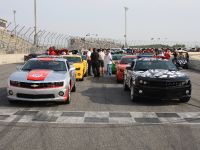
[
  {"left": 31, "top": 84, "right": 39, "bottom": 88},
  {"left": 32, "top": 74, "right": 42, "bottom": 78}
]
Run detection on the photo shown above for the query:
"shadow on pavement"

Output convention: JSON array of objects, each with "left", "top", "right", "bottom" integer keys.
[
  {"left": 87, "top": 75, "right": 118, "bottom": 84},
  {"left": 81, "top": 83, "right": 181, "bottom": 106}
]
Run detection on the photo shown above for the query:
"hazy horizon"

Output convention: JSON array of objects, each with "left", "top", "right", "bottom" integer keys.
[{"left": 1, "top": 0, "right": 200, "bottom": 45}]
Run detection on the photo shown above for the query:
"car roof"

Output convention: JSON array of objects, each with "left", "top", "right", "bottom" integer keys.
[
  {"left": 136, "top": 58, "right": 169, "bottom": 62},
  {"left": 62, "top": 55, "right": 81, "bottom": 58},
  {"left": 30, "top": 57, "right": 67, "bottom": 62},
  {"left": 112, "top": 54, "right": 126, "bottom": 56},
  {"left": 121, "top": 55, "right": 137, "bottom": 58}
]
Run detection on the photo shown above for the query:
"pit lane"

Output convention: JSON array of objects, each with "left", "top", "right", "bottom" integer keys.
[
  {"left": 0, "top": 63, "right": 200, "bottom": 150},
  {"left": 0, "top": 63, "right": 199, "bottom": 113}
]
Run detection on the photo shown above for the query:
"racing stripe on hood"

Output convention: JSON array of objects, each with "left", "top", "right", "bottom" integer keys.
[{"left": 27, "top": 70, "right": 51, "bottom": 81}]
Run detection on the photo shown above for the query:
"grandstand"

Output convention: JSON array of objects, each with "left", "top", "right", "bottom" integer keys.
[{"left": 0, "top": 29, "right": 33, "bottom": 54}]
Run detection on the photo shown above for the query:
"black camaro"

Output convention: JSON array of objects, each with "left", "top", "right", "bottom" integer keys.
[{"left": 123, "top": 58, "right": 191, "bottom": 102}]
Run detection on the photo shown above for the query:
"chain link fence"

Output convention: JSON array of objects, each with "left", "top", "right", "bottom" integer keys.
[
  {"left": 1, "top": 22, "right": 199, "bottom": 55},
  {"left": 0, "top": 23, "right": 123, "bottom": 54}
]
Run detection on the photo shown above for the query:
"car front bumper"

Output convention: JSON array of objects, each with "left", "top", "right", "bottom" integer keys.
[
  {"left": 116, "top": 71, "right": 124, "bottom": 81},
  {"left": 75, "top": 70, "right": 84, "bottom": 79},
  {"left": 134, "top": 85, "right": 191, "bottom": 99},
  {"left": 7, "top": 86, "right": 68, "bottom": 102}
]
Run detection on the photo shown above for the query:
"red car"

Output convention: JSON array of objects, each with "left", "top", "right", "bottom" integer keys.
[{"left": 116, "top": 55, "right": 137, "bottom": 82}]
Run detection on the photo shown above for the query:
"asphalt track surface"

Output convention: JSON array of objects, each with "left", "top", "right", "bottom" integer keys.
[{"left": 0, "top": 63, "right": 200, "bottom": 150}]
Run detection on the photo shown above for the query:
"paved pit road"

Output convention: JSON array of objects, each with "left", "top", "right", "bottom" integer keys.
[{"left": 0, "top": 64, "right": 199, "bottom": 150}]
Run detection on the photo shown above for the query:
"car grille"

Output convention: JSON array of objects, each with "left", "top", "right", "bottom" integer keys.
[
  {"left": 17, "top": 93, "right": 55, "bottom": 99},
  {"left": 10, "top": 81, "right": 63, "bottom": 89},
  {"left": 147, "top": 81, "right": 183, "bottom": 87}
]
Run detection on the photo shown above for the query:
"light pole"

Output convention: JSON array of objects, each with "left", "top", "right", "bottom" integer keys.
[
  {"left": 33, "top": 0, "right": 37, "bottom": 46},
  {"left": 124, "top": 7, "right": 128, "bottom": 48},
  {"left": 13, "top": 10, "right": 16, "bottom": 36}
]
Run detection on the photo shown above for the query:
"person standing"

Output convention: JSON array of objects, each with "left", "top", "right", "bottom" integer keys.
[
  {"left": 91, "top": 48, "right": 100, "bottom": 77},
  {"left": 164, "top": 49, "right": 171, "bottom": 59},
  {"left": 98, "top": 49, "right": 105, "bottom": 76},
  {"left": 87, "top": 48, "right": 93, "bottom": 76},
  {"left": 105, "top": 49, "right": 112, "bottom": 76}
]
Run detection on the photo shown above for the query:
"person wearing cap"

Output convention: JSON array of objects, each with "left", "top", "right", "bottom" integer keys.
[
  {"left": 87, "top": 48, "right": 93, "bottom": 76},
  {"left": 104, "top": 49, "right": 112, "bottom": 76},
  {"left": 164, "top": 49, "right": 171, "bottom": 59}
]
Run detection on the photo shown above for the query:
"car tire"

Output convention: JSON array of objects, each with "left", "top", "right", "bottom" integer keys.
[
  {"left": 71, "top": 82, "right": 76, "bottom": 92},
  {"left": 80, "top": 72, "right": 84, "bottom": 81},
  {"left": 179, "top": 97, "right": 190, "bottom": 103},
  {"left": 84, "top": 71, "right": 88, "bottom": 77},
  {"left": 8, "top": 99, "right": 17, "bottom": 104},
  {"left": 117, "top": 78, "right": 121, "bottom": 83},
  {"left": 64, "top": 86, "right": 71, "bottom": 104},
  {"left": 123, "top": 80, "right": 129, "bottom": 91},
  {"left": 185, "top": 64, "right": 189, "bottom": 69},
  {"left": 131, "top": 85, "right": 138, "bottom": 102}
]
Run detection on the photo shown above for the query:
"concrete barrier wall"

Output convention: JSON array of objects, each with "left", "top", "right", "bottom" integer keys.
[
  {"left": 0, "top": 54, "right": 26, "bottom": 65},
  {"left": 189, "top": 59, "right": 200, "bottom": 71},
  {"left": 188, "top": 52, "right": 200, "bottom": 71},
  {"left": 0, "top": 52, "right": 199, "bottom": 71}
]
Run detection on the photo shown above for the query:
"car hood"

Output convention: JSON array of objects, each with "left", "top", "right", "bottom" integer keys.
[
  {"left": 117, "top": 64, "right": 128, "bottom": 69},
  {"left": 134, "top": 69, "right": 187, "bottom": 79},
  {"left": 9, "top": 69, "right": 67, "bottom": 82},
  {"left": 73, "top": 63, "right": 83, "bottom": 68},
  {"left": 177, "top": 59, "right": 187, "bottom": 64}
]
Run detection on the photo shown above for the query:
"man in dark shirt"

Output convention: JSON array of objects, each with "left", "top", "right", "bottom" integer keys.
[{"left": 91, "top": 48, "right": 100, "bottom": 77}]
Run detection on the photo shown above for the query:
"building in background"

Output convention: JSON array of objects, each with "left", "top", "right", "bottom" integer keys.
[{"left": 0, "top": 18, "right": 7, "bottom": 30}]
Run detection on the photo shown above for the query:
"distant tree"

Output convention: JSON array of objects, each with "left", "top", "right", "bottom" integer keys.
[{"left": 172, "top": 44, "right": 185, "bottom": 49}]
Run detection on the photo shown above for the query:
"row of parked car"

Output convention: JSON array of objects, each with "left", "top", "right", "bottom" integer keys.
[
  {"left": 7, "top": 54, "right": 88, "bottom": 104},
  {"left": 112, "top": 53, "right": 192, "bottom": 103},
  {"left": 7, "top": 50, "right": 192, "bottom": 104}
]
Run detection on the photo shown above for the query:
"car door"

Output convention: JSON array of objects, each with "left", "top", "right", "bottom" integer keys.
[
  {"left": 82, "top": 58, "right": 87, "bottom": 74},
  {"left": 126, "top": 61, "right": 135, "bottom": 88}
]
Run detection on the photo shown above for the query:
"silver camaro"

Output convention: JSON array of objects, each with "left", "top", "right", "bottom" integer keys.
[{"left": 7, "top": 57, "right": 76, "bottom": 104}]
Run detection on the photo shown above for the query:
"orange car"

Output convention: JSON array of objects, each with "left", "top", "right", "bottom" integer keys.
[{"left": 116, "top": 55, "right": 137, "bottom": 82}]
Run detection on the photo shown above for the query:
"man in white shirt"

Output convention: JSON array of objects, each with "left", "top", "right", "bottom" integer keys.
[
  {"left": 87, "top": 48, "right": 93, "bottom": 76},
  {"left": 104, "top": 49, "right": 112, "bottom": 76}
]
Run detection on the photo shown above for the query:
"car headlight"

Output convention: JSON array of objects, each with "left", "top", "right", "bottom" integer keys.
[
  {"left": 139, "top": 80, "right": 143, "bottom": 84},
  {"left": 143, "top": 81, "right": 148, "bottom": 85},
  {"left": 182, "top": 80, "right": 190, "bottom": 86},
  {"left": 10, "top": 80, "right": 20, "bottom": 87},
  {"left": 138, "top": 80, "right": 148, "bottom": 85},
  {"left": 47, "top": 82, "right": 64, "bottom": 88}
]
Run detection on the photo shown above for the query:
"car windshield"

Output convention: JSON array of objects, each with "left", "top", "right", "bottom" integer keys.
[
  {"left": 22, "top": 60, "right": 67, "bottom": 71},
  {"left": 177, "top": 52, "right": 187, "bottom": 59},
  {"left": 142, "top": 52, "right": 154, "bottom": 55},
  {"left": 112, "top": 55, "right": 124, "bottom": 60},
  {"left": 82, "top": 55, "right": 87, "bottom": 60},
  {"left": 64, "top": 57, "right": 81, "bottom": 63},
  {"left": 120, "top": 57, "right": 136, "bottom": 64},
  {"left": 134, "top": 60, "right": 178, "bottom": 71}
]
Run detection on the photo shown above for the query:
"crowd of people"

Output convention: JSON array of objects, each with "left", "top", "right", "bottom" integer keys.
[
  {"left": 44, "top": 46, "right": 190, "bottom": 77},
  {"left": 86, "top": 48, "right": 113, "bottom": 77}
]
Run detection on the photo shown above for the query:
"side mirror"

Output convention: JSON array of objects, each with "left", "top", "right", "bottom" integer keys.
[
  {"left": 116, "top": 60, "right": 120, "bottom": 64},
  {"left": 16, "top": 65, "right": 22, "bottom": 71},
  {"left": 69, "top": 67, "right": 75, "bottom": 72},
  {"left": 126, "top": 66, "right": 132, "bottom": 70}
]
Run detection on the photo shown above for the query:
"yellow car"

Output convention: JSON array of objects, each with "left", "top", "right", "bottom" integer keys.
[{"left": 62, "top": 55, "right": 87, "bottom": 81}]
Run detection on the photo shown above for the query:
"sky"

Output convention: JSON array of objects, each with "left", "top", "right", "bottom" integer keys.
[{"left": 1, "top": 0, "right": 200, "bottom": 43}]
